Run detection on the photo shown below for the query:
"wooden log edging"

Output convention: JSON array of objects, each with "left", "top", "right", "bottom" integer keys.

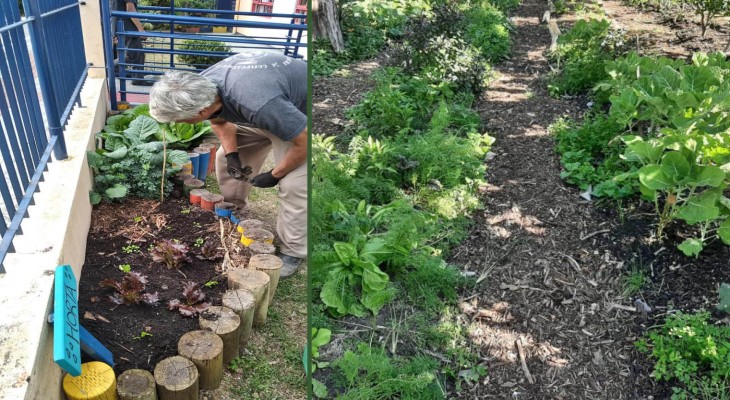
[
  {"left": 177, "top": 330, "right": 224, "bottom": 390},
  {"left": 222, "top": 289, "right": 256, "bottom": 346},
  {"left": 227, "top": 267, "right": 271, "bottom": 327},
  {"left": 250, "top": 254, "right": 283, "bottom": 304},
  {"left": 154, "top": 356, "right": 199, "bottom": 400},
  {"left": 118, "top": 369, "right": 157, "bottom": 400},
  {"left": 199, "top": 306, "right": 241, "bottom": 365}
]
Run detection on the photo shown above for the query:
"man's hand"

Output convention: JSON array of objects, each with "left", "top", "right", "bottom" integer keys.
[
  {"left": 250, "top": 170, "right": 281, "bottom": 188},
  {"left": 225, "top": 152, "right": 252, "bottom": 181}
]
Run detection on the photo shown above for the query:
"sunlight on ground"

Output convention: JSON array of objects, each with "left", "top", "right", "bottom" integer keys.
[{"left": 487, "top": 205, "right": 546, "bottom": 237}]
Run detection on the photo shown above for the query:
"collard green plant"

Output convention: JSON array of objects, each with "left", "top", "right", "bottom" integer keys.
[
  {"left": 100, "top": 272, "right": 160, "bottom": 306},
  {"left": 150, "top": 240, "right": 192, "bottom": 269},
  {"left": 622, "top": 134, "right": 730, "bottom": 256},
  {"left": 167, "top": 281, "right": 211, "bottom": 317}
]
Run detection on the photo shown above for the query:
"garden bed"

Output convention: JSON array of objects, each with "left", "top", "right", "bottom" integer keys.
[{"left": 78, "top": 197, "right": 253, "bottom": 373}]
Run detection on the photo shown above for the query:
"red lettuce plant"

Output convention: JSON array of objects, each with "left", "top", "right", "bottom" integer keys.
[
  {"left": 99, "top": 272, "right": 160, "bottom": 306},
  {"left": 196, "top": 239, "right": 222, "bottom": 261},
  {"left": 150, "top": 239, "right": 191, "bottom": 269},
  {"left": 167, "top": 281, "right": 211, "bottom": 317}
]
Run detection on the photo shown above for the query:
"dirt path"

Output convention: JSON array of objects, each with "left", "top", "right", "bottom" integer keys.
[{"left": 449, "top": 1, "right": 648, "bottom": 398}]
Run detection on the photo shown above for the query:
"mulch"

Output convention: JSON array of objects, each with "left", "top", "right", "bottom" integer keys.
[{"left": 78, "top": 196, "right": 256, "bottom": 375}]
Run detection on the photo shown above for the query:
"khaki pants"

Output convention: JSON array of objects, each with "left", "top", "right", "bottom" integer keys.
[{"left": 215, "top": 125, "right": 307, "bottom": 258}]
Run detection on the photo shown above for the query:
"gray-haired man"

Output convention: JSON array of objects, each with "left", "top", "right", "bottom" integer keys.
[{"left": 149, "top": 51, "right": 307, "bottom": 277}]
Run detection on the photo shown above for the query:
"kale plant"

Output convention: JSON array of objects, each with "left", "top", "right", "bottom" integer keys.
[{"left": 99, "top": 271, "right": 160, "bottom": 306}]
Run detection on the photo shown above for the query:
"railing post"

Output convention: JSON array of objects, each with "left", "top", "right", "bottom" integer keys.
[
  {"left": 100, "top": 0, "right": 119, "bottom": 110},
  {"left": 21, "top": 0, "right": 68, "bottom": 160}
]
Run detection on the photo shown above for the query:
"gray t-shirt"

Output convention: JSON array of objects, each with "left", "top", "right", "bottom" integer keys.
[{"left": 200, "top": 51, "right": 307, "bottom": 141}]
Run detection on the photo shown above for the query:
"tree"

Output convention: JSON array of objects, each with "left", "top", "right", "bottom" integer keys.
[
  {"left": 312, "top": 0, "right": 345, "bottom": 53},
  {"left": 684, "top": 0, "right": 730, "bottom": 37}
]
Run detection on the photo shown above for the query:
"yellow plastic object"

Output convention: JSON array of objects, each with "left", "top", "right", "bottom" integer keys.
[
  {"left": 240, "top": 234, "right": 254, "bottom": 247},
  {"left": 213, "top": 26, "right": 227, "bottom": 33},
  {"left": 63, "top": 361, "right": 117, "bottom": 400}
]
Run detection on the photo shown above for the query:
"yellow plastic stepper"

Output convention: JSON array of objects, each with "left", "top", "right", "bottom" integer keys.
[
  {"left": 63, "top": 361, "right": 117, "bottom": 400},
  {"left": 240, "top": 234, "right": 274, "bottom": 247}
]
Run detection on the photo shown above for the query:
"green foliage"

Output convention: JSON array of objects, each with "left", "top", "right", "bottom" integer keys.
[
  {"left": 718, "top": 283, "right": 730, "bottom": 313},
  {"left": 548, "top": 19, "right": 626, "bottom": 96},
  {"left": 483, "top": 0, "right": 521, "bottom": 12},
  {"left": 462, "top": 1, "right": 513, "bottom": 62},
  {"left": 638, "top": 312, "right": 730, "bottom": 398},
  {"left": 333, "top": 343, "right": 444, "bottom": 399},
  {"left": 683, "top": 0, "right": 730, "bottom": 37},
  {"left": 551, "top": 113, "right": 635, "bottom": 198},
  {"left": 622, "top": 264, "right": 647, "bottom": 297},
  {"left": 398, "top": 255, "right": 471, "bottom": 313},
  {"left": 621, "top": 133, "right": 730, "bottom": 255},
  {"left": 176, "top": 39, "right": 231, "bottom": 69}
]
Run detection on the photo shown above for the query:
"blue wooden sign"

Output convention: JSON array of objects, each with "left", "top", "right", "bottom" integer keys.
[
  {"left": 53, "top": 265, "right": 81, "bottom": 377},
  {"left": 79, "top": 325, "right": 114, "bottom": 367}
]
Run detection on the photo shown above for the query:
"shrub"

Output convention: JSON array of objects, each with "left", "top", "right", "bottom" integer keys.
[
  {"left": 176, "top": 39, "right": 231, "bottom": 69},
  {"left": 462, "top": 2, "right": 513, "bottom": 62}
]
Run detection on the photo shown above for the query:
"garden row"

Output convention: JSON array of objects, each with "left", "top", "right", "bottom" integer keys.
[
  {"left": 311, "top": 0, "right": 518, "bottom": 397},
  {"left": 548, "top": 9, "right": 730, "bottom": 398}
]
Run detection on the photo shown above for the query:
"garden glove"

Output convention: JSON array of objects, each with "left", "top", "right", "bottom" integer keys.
[
  {"left": 250, "top": 169, "right": 281, "bottom": 188},
  {"left": 225, "top": 152, "right": 252, "bottom": 181}
]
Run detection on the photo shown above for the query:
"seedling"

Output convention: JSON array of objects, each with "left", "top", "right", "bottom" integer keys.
[
  {"left": 204, "top": 280, "right": 218, "bottom": 288},
  {"left": 133, "top": 216, "right": 143, "bottom": 223},
  {"left": 180, "top": 207, "right": 191, "bottom": 215},
  {"left": 118, "top": 264, "right": 132, "bottom": 273},
  {"left": 122, "top": 244, "right": 140, "bottom": 254},
  {"left": 133, "top": 331, "right": 153, "bottom": 340},
  {"left": 194, "top": 237, "right": 204, "bottom": 247}
]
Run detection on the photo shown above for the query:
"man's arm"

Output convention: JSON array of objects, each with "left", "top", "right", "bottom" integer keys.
[
  {"left": 272, "top": 128, "right": 307, "bottom": 179},
  {"left": 209, "top": 118, "right": 239, "bottom": 154},
  {"left": 125, "top": 1, "right": 145, "bottom": 32}
]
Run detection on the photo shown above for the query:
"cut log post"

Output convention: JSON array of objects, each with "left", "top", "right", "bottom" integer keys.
[
  {"left": 177, "top": 330, "right": 224, "bottom": 390},
  {"left": 250, "top": 254, "right": 283, "bottom": 304},
  {"left": 154, "top": 356, "right": 199, "bottom": 400},
  {"left": 222, "top": 289, "right": 256, "bottom": 346},
  {"left": 249, "top": 242, "right": 276, "bottom": 255},
  {"left": 240, "top": 228, "right": 274, "bottom": 248},
  {"left": 236, "top": 218, "right": 264, "bottom": 234},
  {"left": 199, "top": 306, "right": 241, "bottom": 365},
  {"left": 227, "top": 268, "right": 270, "bottom": 327},
  {"left": 548, "top": 20, "right": 561, "bottom": 51},
  {"left": 118, "top": 369, "right": 157, "bottom": 400}
]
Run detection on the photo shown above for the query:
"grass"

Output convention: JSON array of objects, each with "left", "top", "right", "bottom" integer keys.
[{"left": 622, "top": 263, "right": 647, "bottom": 297}]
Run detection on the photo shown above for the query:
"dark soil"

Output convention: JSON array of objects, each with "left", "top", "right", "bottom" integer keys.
[{"left": 78, "top": 197, "right": 255, "bottom": 374}]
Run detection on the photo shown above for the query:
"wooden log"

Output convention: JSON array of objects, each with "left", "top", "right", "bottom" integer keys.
[
  {"left": 250, "top": 254, "right": 283, "bottom": 304},
  {"left": 118, "top": 369, "right": 157, "bottom": 400},
  {"left": 240, "top": 228, "right": 274, "bottom": 248},
  {"left": 177, "top": 330, "right": 224, "bottom": 390},
  {"left": 222, "top": 289, "right": 256, "bottom": 346},
  {"left": 227, "top": 267, "right": 271, "bottom": 327},
  {"left": 548, "top": 20, "right": 561, "bottom": 51},
  {"left": 236, "top": 218, "right": 264, "bottom": 234},
  {"left": 249, "top": 242, "right": 276, "bottom": 255},
  {"left": 154, "top": 356, "right": 199, "bottom": 400},
  {"left": 199, "top": 306, "right": 241, "bottom": 365}
]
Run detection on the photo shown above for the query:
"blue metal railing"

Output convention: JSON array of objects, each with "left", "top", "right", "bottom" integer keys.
[
  {"left": 0, "top": 0, "right": 89, "bottom": 272},
  {"left": 101, "top": 2, "right": 307, "bottom": 109}
]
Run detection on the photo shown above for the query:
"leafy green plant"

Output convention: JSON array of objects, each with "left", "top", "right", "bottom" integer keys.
[
  {"left": 167, "top": 281, "right": 211, "bottom": 317},
  {"left": 122, "top": 244, "right": 140, "bottom": 254},
  {"left": 621, "top": 134, "right": 730, "bottom": 256},
  {"left": 203, "top": 280, "right": 218, "bottom": 288},
  {"left": 100, "top": 272, "right": 160, "bottom": 306},
  {"left": 333, "top": 342, "right": 443, "bottom": 399},
  {"left": 150, "top": 239, "right": 192, "bottom": 269},
  {"left": 637, "top": 311, "right": 730, "bottom": 398},
  {"left": 176, "top": 39, "right": 231, "bottom": 68},
  {"left": 133, "top": 331, "right": 153, "bottom": 340},
  {"left": 118, "top": 264, "right": 132, "bottom": 273},
  {"left": 462, "top": 1, "right": 512, "bottom": 62},
  {"left": 311, "top": 327, "right": 332, "bottom": 374}
]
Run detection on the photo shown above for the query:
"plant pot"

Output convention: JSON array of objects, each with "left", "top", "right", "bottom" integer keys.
[
  {"left": 199, "top": 143, "right": 217, "bottom": 174},
  {"left": 183, "top": 178, "right": 205, "bottom": 197},
  {"left": 190, "top": 188, "right": 210, "bottom": 205},
  {"left": 200, "top": 193, "right": 224, "bottom": 211},
  {"left": 236, "top": 218, "right": 264, "bottom": 234},
  {"left": 214, "top": 201, "right": 236, "bottom": 218},
  {"left": 240, "top": 228, "right": 274, "bottom": 247},
  {"left": 185, "top": 26, "right": 201, "bottom": 33},
  {"left": 188, "top": 152, "right": 200, "bottom": 179}
]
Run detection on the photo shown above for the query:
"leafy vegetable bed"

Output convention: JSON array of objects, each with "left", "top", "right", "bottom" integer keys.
[{"left": 78, "top": 197, "right": 248, "bottom": 373}]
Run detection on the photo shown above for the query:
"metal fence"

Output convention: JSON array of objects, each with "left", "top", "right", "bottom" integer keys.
[
  {"left": 103, "top": 2, "right": 307, "bottom": 109},
  {"left": 0, "top": 0, "right": 89, "bottom": 272}
]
